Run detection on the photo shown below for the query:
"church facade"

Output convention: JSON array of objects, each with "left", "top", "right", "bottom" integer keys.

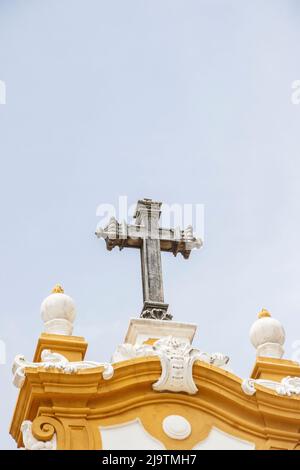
[{"left": 10, "top": 199, "right": 300, "bottom": 450}]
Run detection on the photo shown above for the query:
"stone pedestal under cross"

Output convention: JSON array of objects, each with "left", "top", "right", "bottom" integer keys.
[{"left": 96, "top": 199, "right": 202, "bottom": 320}]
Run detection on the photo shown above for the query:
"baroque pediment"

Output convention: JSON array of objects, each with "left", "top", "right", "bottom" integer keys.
[{"left": 10, "top": 334, "right": 300, "bottom": 450}]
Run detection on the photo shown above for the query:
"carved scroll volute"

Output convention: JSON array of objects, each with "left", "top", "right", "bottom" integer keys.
[{"left": 31, "top": 416, "right": 65, "bottom": 449}]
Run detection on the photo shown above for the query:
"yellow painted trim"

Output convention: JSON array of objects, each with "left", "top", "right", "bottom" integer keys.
[
  {"left": 251, "top": 357, "right": 300, "bottom": 381},
  {"left": 10, "top": 356, "right": 300, "bottom": 450},
  {"left": 33, "top": 334, "right": 88, "bottom": 362}
]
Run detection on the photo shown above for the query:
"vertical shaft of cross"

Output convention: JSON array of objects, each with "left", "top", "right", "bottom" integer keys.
[
  {"left": 134, "top": 199, "right": 171, "bottom": 320},
  {"left": 136, "top": 200, "right": 164, "bottom": 304}
]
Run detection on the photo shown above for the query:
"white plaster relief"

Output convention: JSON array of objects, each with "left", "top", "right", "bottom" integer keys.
[
  {"left": 113, "top": 336, "right": 229, "bottom": 395},
  {"left": 162, "top": 415, "right": 191, "bottom": 440},
  {"left": 12, "top": 349, "right": 114, "bottom": 388},
  {"left": 242, "top": 376, "right": 300, "bottom": 397},
  {"left": 21, "top": 420, "right": 57, "bottom": 450}
]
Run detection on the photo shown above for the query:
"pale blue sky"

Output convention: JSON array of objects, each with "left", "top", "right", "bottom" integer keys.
[{"left": 0, "top": 0, "right": 300, "bottom": 449}]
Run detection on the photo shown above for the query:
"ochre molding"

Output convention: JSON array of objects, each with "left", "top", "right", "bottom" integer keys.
[
  {"left": 33, "top": 334, "right": 88, "bottom": 363},
  {"left": 10, "top": 357, "right": 300, "bottom": 450},
  {"left": 250, "top": 357, "right": 300, "bottom": 381}
]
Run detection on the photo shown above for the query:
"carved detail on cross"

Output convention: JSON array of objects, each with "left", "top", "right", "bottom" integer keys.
[{"left": 96, "top": 199, "right": 202, "bottom": 320}]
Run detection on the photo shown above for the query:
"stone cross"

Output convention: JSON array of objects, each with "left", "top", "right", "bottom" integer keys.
[{"left": 96, "top": 199, "right": 202, "bottom": 320}]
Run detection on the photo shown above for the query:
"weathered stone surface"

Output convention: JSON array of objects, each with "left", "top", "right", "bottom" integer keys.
[{"left": 96, "top": 198, "right": 202, "bottom": 320}]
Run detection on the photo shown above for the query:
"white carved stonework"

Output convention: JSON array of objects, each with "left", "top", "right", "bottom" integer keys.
[
  {"left": 241, "top": 378, "right": 257, "bottom": 396},
  {"left": 277, "top": 377, "right": 300, "bottom": 396},
  {"left": 113, "top": 335, "right": 229, "bottom": 395},
  {"left": 249, "top": 309, "right": 285, "bottom": 359},
  {"left": 124, "top": 318, "right": 197, "bottom": 348},
  {"left": 152, "top": 337, "right": 200, "bottom": 394},
  {"left": 41, "top": 287, "right": 76, "bottom": 336},
  {"left": 241, "top": 376, "right": 300, "bottom": 397},
  {"left": 112, "top": 343, "right": 155, "bottom": 362},
  {"left": 12, "top": 349, "right": 114, "bottom": 388},
  {"left": 21, "top": 420, "right": 57, "bottom": 450},
  {"left": 162, "top": 415, "right": 191, "bottom": 440}
]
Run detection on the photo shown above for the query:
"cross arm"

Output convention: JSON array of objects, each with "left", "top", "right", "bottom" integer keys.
[{"left": 95, "top": 217, "right": 202, "bottom": 259}]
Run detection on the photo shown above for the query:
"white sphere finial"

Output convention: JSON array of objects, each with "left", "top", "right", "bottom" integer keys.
[
  {"left": 249, "top": 308, "right": 285, "bottom": 359},
  {"left": 41, "top": 285, "right": 76, "bottom": 336}
]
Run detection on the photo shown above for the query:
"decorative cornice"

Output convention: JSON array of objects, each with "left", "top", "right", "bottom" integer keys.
[
  {"left": 13, "top": 349, "right": 114, "bottom": 388},
  {"left": 10, "top": 356, "right": 300, "bottom": 449},
  {"left": 250, "top": 356, "right": 300, "bottom": 382},
  {"left": 33, "top": 333, "right": 88, "bottom": 362},
  {"left": 242, "top": 376, "right": 300, "bottom": 397},
  {"left": 113, "top": 336, "right": 229, "bottom": 394}
]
